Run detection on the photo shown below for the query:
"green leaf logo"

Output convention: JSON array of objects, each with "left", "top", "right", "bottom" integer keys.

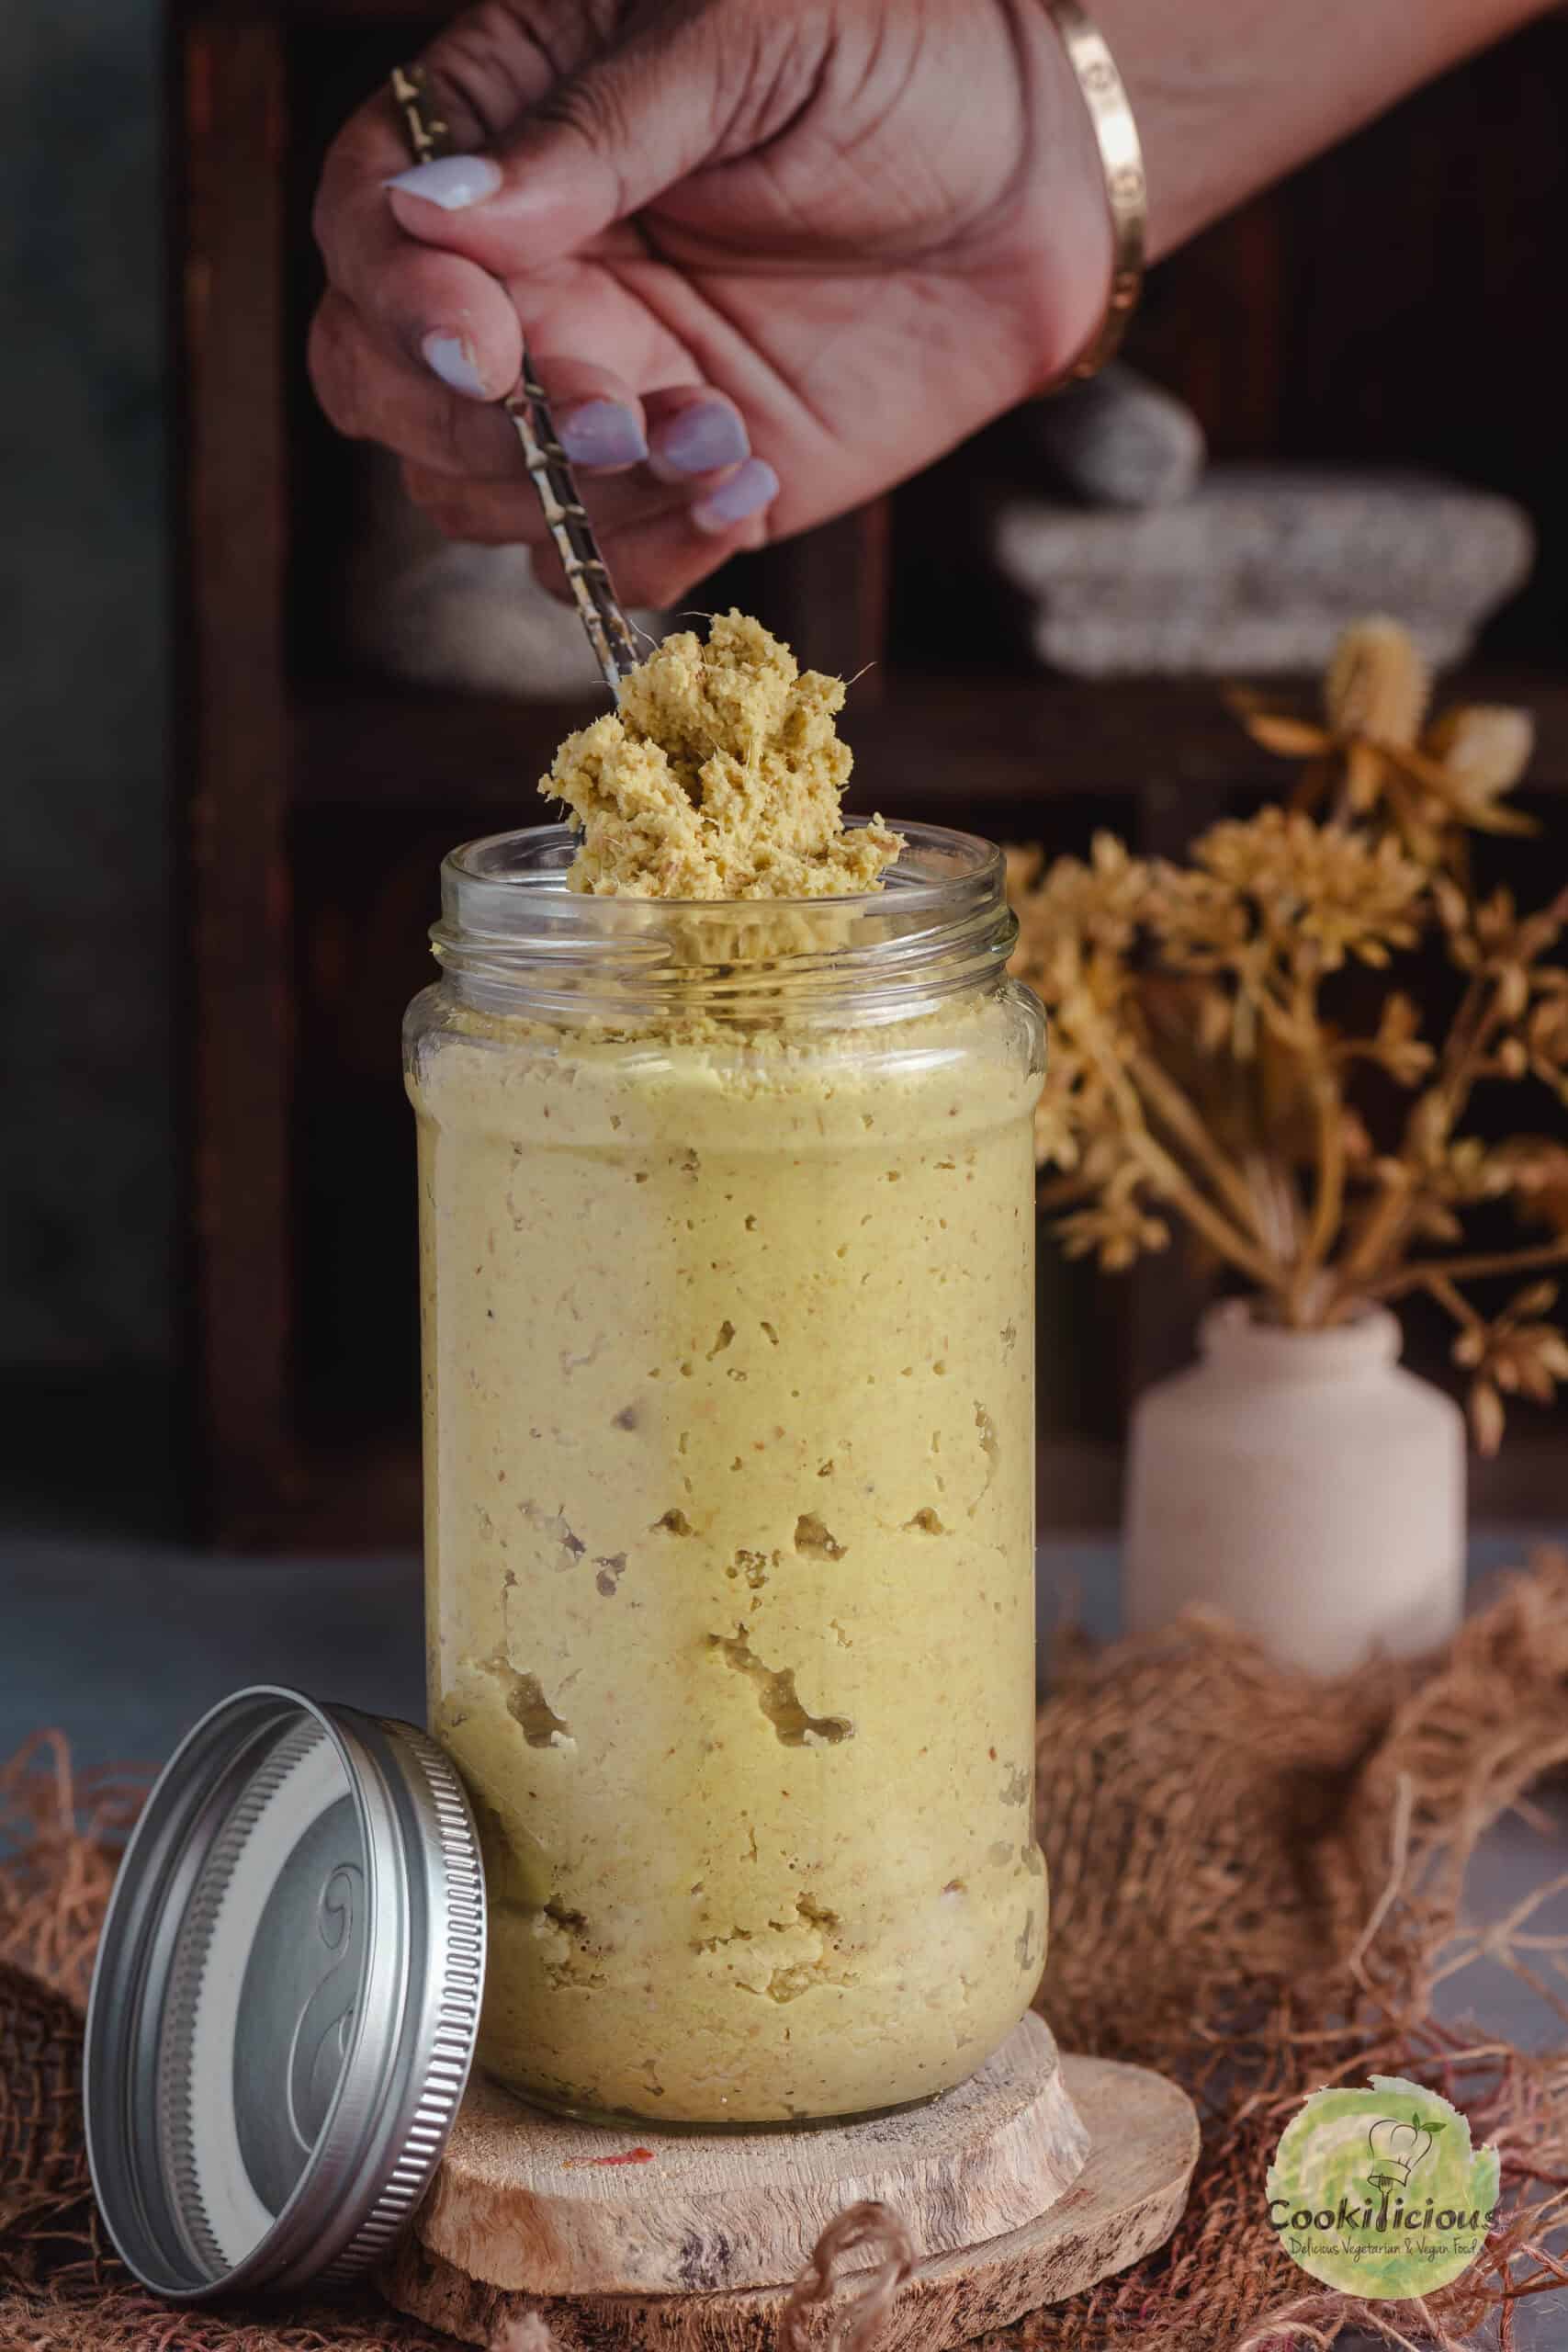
[{"left": 1267, "top": 2076, "right": 1498, "bottom": 2299}]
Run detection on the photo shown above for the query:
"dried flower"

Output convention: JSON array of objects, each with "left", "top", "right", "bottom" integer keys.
[
  {"left": 1523, "top": 978, "right": 1568, "bottom": 1105},
  {"left": 1056, "top": 1162, "right": 1171, "bottom": 1272},
  {"left": 1424, "top": 704, "right": 1536, "bottom": 828},
  {"left": 1451, "top": 1283, "right": 1568, "bottom": 1454},
  {"left": 1347, "top": 993, "right": 1435, "bottom": 1086},
  {"left": 1230, "top": 616, "right": 1537, "bottom": 857},
  {"left": 1007, "top": 619, "right": 1568, "bottom": 1447},
  {"left": 1325, "top": 616, "right": 1428, "bottom": 749},
  {"left": 1162, "top": 808, "right": 1425, "bottom": 974}
]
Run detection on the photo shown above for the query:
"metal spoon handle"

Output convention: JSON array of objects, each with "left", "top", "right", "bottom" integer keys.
[{"left": 390, "top": 64, "right": 641, "bottom": 699}]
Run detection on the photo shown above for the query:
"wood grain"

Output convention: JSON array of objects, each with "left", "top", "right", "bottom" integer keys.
[
  {"left": 414, "top": 2014, "right": 1089, "bottom": 2298},
  {"left": 382, "top": 2052, "right": 1198, "bottom": 2351},
  {"left": 293, "top": 670, "right": 1568, "bottom": 819},
  {"left": 181, "top": 14, "right": 299, "bottom": 1541}
]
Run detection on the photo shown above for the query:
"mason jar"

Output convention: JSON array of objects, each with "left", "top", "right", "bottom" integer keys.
[{"left": 405, "top": 819, "right": 1047, "bottom": 2126}]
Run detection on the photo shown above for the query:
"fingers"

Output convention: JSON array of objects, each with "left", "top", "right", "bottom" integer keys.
[
  {"left": 316, "top": 166, "right": 524, "bottom": 401},
  {"left": 383, "top": 10, "right": 760, "bottom": 279},
  {"left": 309, "top": 0, "right": 792, "bottom": 604},
  {"left": 400, "top": 376, "right": 775, "bottom": 556},
  {"left": 310, "top": 290, "right": 522, "bottom": 476},
  {"left": 403, "top": 442, "right": 781, "bottom": 607},
  {"left": 311, "top": 273, "right": 780, "bottom": 600},
  {"left": 572, "top": 490, "right": 778, "bottom": 611},
  {"left": 686, "top": 458, "right": 782, "bottom": 537},
  {"left": 541, "top": 360, "right": 651, "bottom": 471},
  {"left": 311, "top": 300, "right": 667, "bottom": 484},
  {"left": 642, "top": 387, "right": 751, "bottom": 485},
  {"left": 311, "top": 13, "right": 745, "bottom": 437},
  {"left": 402, "top": 461, "right": 688, "bottom": 548},
  {"left": 402, "top": 446, "right": 780, "bottom": 543},
  {"left": 311, "top": 9, "right": 570, "bottom": 390}
]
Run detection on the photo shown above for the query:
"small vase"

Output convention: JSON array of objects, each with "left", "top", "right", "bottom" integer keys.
[{"left": 1123, "top": 1299, "right": 1465, "bottom": 1673}]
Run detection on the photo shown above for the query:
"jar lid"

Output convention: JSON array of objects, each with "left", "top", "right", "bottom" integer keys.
[{"left": 84, "top": 1686, "right": 485, "bottom": 2301}]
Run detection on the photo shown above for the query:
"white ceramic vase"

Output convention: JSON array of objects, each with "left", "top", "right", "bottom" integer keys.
[{"left": 1123, "top": 1299, "right": 1465, "bottom": 1673}]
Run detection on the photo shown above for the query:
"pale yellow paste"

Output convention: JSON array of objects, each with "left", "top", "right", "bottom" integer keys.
[
  {"left": 541, "top": 610, "right": 901, "bottom": 899},
  {"left": 412, "top": 616, "right": 1044, "bottom": 2124}
]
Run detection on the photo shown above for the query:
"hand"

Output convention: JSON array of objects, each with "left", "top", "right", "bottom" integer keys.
[{"left": 309, "top": 0, "right": 1112, "bottom": 608}]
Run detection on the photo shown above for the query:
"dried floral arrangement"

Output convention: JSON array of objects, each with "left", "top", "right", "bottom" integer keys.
[{"left": 1007, "top": 618, "right": 1568, "bottom": 1450}]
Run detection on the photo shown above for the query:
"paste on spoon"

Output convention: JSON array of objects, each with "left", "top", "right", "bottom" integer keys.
[{"left": 542, "top": 609, "right": 901, "bottom": 899}]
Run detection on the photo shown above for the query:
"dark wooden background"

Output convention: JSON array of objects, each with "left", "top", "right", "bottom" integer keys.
[{"left": 177, "top": 0, "right": 1568, "bottom": 1544}]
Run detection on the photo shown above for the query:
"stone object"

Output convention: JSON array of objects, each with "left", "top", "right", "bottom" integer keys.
[
  {"left": 993, "top": 466, "right": 1536, "bottom": 675},
  {"left": 1124, "top": 1301, "right": 1466, "bottom": 1674},
  {"left": 1030, "top": 363, "right": 1207, "bottom": 510}
]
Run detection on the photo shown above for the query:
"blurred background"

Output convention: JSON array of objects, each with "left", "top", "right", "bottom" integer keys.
[{"left": 5, "top": 0, "right": 1567, "bottom": 1589}]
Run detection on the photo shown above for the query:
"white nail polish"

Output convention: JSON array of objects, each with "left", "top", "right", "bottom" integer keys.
[
  {"left": 386, "top": 154, "right": 502, "bottom": 210},
  {"left": 423, "top": 334, "right": 488, "bottom": 399}
]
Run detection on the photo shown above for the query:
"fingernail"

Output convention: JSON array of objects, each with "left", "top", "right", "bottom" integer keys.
[
  {"left": 557, "top": 398, "right": 648, "bottom": 469},
  {"left": 386, "top": 153, "right": 502, "bottom": 210},
  {"left": 422, "top": 333, "right": 489, "bottom": 398},
  {"left": 692, "top": 458, "right": 779, "bottom": 535},
  {"left": 651, "top": 400, "right": 750, "bottom": 478}
]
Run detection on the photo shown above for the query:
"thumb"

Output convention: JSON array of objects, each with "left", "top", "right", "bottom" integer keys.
[{"left": 387, "top": 9, "right": 787, "bottom": 276}]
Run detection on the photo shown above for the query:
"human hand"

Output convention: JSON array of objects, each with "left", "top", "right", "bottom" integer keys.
[{"left": 309, "top": 0, "right": 1112, "bottom": 608}]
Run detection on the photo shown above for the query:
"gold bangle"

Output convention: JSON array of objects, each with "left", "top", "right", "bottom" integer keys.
[{"left": 1041, "top": 0, "right": 1147, "bottom": 385}]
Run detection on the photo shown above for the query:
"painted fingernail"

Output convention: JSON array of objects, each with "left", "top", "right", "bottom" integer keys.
[
  {"left": 692, "top": 458, "right": 779, "bottom": 535},
  {"left": 557, "top": 399, "right": 649, "bottom": 469},
  {"left": 651, "top": 401, "right": 750, "bottom": 478},
  {"left": 422, "top": 333, "right": 488, "bottom": 399},
  {"left": 386, "top": 154, "right": 502, "bottom": 210}
]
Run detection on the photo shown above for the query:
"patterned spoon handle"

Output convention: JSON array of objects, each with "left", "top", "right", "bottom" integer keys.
[{"left": 391, "top": 63, "right": 642, "bottom": 700}]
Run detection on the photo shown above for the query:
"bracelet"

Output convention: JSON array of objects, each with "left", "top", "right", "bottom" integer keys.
[{"left": 1041, "top": 0, "right": 1147, "bottom": 385}]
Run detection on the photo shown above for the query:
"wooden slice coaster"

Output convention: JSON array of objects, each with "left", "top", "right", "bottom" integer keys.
[
  {"left": 382, "top": 2038, "right": 1200, "bottom": 2352},
  {"left": 407, "top": 2014, "right": 1088, "bottom": 2298}
]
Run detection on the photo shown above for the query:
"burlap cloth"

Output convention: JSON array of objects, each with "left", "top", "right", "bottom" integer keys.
[{"left": 5, "top": 1558, "right": 1568, "bottom": 2351}]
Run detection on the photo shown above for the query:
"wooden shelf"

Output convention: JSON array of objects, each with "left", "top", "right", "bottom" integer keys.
[
  {"left": 177, "top": 0, "right": 1568, "bottom": 1544},
  {"left": 293, "top": 667, "right": 1568, "bottom": 815}
]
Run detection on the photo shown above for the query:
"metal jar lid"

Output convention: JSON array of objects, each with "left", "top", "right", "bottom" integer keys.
[{"left": 84, "top": 1686, "right": 486, "bottom": 2301}]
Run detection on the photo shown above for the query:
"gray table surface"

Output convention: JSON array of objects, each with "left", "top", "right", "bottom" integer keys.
[{"left": 3, "top": 1521, "right": 1563, "bottom": 2343}]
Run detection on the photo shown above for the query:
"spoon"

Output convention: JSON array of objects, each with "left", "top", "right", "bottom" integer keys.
[{"left": 391, "top": 62, "right": 643, "bottom": 700}]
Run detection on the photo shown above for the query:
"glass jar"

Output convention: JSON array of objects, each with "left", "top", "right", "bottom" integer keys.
[{"left": 405, "top": 820, "right": 1047, "bottom": 2126}]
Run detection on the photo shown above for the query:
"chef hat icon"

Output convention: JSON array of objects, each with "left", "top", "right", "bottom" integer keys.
[{"left": 1367, "top": 2112, "right": 1439, "bottom": 2188}]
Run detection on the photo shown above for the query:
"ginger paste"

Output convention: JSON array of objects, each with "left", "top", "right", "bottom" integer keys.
[
  {"left": 541, "top": 610, "right": 901, "bottom": 899},
  {"left": 412, "top": 613, "right": 1045, "bottom": 2122}
]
